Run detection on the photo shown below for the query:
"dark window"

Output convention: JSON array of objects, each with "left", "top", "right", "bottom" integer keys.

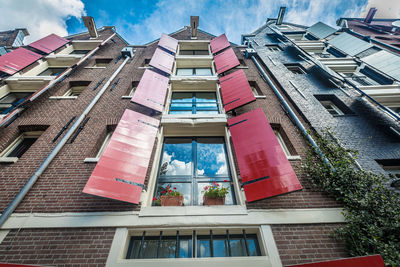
[
  {"left": 265, "top": 45, "right": 282, "bottom": 51},
  {"left": 314, "top": 94, "right": 353, "bottom": 116},
  {"left": 376, "top": 159, "right": 400, "bottom": 179},
  {"left": 38, "top": 67, "right": 66, "bottom": 76},
  {"left": 64, "top": 81, "right": 91, "bottom": 97},
  {"left": 176, "top": 68, "right": 213, "bottom": 76},
  {"left": 1, "top": 132, "right": 42, "bottom": 158},
  {"left": 126, "top": 230, "right": 261, "bottom": 259},
  {"left": 284, "top": 63, "right": 306, "bottom": 74},
  {"left": 142, "top": 58, "right": 151, "bottom": 67},
  {"left": 169, "top": 92, "right": 218, "bottom": 114},
  {"left": 248, "top": 81, "right": 262, "bottom": 96},
  {"left": 70, "top": 50, "right": 90, "bottom": 55},
  {"left": 0, "top": 92, "right": 32, "bottom": 114},
  {"left": 154, "top": 137, "right": 234, "bottom": 206},
  {"left": 360, "top": 66, "right": 393, "bottom": 85},
  {"left": 94, "top": 58, "right": 112, "bottom": 67},
  {"left": 238, "top": 59, "right": 246, "bottom": 67},
  {"left": 326, "top": 47, "right": 346, "bottom": 58},
  {"left": 179, "top": 50, "right": 209, "bottom": 55}
]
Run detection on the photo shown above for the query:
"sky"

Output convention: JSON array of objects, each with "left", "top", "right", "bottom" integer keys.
[{"left": 0, "top": 0, "right": 399, "bottom": 45}]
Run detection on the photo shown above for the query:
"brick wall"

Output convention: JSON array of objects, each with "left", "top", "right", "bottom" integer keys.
[
  {"left": 272, "top": 224, "right": 348, "bottom": 266},
  {"left": 0, "top": 227, "right": 115, "bottom": 266}
]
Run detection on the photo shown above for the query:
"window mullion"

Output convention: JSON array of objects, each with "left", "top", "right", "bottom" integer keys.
[
  {"left": 210, "top": 230, "right": 214, "bottom": 257},
  {"left": 156, "top": 231, "right": 163, "bottom": 258},
  {"left": 242, "top": 229, "right": 250, "bottom": 256},
  {"left": 138, "top": 231, "right": 146, "bottom": 259},
  {"left": 226, "top": 230, "right": 232, "bottom": 257},
  {"left": 192, "top": 137, "right": 197, "bottom": 205},
  {"left": 175, "top": 230, "right": 180, "bottom": 258}
]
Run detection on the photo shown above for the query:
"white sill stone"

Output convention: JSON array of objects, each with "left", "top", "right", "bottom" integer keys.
[
  {"left": 255, "top": 95, "right": 267, "bottom": 99},
  {"left": 84, "top": 157, "right": 99, "bottom": 163},
  {"left": 84, "top": 66, "right": 107, "bottom": 69},
  {"left": 139, "top": 205, "right": 247, "bottom": 217},
  {"left": 0, "top": 157, "right": 19, "bottom": 163},
  {"left": 288, "top": 155, "right": 301, "bottom": 161},
  {"left": 49, "top": 96, "right": 78, "bottom": 100}
]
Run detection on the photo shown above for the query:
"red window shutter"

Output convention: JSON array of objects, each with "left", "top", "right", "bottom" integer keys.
[
  {"left": 219, "top": 69, "right": 255, "bottom": 112},
  {"left": 287, "top": 255, "right": 385, "bottom": 267},
  {"left": 131, "top": 69, "right": 169, "bottom": 112},
  {"left": 149, "top": 48, "right": 175, "bottom": 75},
  {"left": 210, "top": 33, "right": 230, "bottom": 54},
  {"left": 0, "top": 48, "right": 42, "bottom": 75},
  {"left": 228, "top": 108, "right": 302, "bottom": 202},
  {"left": 83, "top": 109, "right": 159, "bottom": 204},
  {"left": 158, "top": 33, "right": 178, "bottom": 54},
  {"left": 213, "top": 47, "right": 240, "bottom": 74},
  {"left": 29, "top": 33, "right": 69, "bottom": 54}
]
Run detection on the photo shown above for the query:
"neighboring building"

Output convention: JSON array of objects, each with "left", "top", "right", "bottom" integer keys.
[
  {"left": 242, "top": 9, "right": 400, "bottom": 190},
  {"left": 337, "top": 8, "right": 400, "bottom": 54},
  {"left": 0, "top": 28, "right": 29, "bottom": 55},
  {"left": 0, "top": 16, "right": 386, "bottom": 267}
]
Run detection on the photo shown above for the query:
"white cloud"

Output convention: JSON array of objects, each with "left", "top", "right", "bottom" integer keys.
[
  {"left": 0, "top": 0, "right": 85, "bottom": 43},
  {"left": 360, "top": 0, "right": 400, "bottom": 18},
  {"left": 162, "top": 151, "right": 192, "bottom": 175}
]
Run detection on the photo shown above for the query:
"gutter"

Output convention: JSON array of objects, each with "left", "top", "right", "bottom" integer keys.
[{"left": 0, "top": 55, "right": 131, "bottom": 228}]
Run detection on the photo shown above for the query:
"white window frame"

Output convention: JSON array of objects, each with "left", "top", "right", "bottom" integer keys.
[
  {"left": 273, "top": 129, "right": 300, "bottom": 161},
  {"left": 0, "top": 131, "right": 42, "bottom": 163},
  {"left": 84, "top": 130, "right": 113, "bottom": 163},
  {"left": 106, "top": 226, "right": 282, "bottom": 267},
  {"left": 320, "top": 100, "right": 344, "bottom": 116}
]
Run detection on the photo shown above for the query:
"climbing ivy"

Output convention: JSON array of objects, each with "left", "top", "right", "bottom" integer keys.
[{"left": 302, "top": 131, "right": 400, "bottom": 266}]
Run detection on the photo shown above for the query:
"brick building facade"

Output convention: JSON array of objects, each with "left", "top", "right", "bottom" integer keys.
[{"left": 0, "top": 14, "right": 385, "bottom": 266}]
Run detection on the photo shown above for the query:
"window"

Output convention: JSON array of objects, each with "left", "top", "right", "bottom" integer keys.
[
  {"left": 248, "top": 81, "right": 262, "bottom": 97},
  {"left": 0, "top": 92, "right": 32, "bottom": 115},
  {"left": 70, "top": 50, "right": 90, "bottom": 55},
  {"left": 0, "top": 131, "right": 42, "bottom": 159},
  {"left": 238, "top": 59, "right": 247, "bottom": 67},
  {"left": 94, "top": 58, "right": 112, "bottom": 67},
  {"left": 126, "top": 229, "right": 261, "bottom": 259},
  {"left": 154, "top": 137, "right": 235, "bottom": 206},
  {"left": 265, "top": 45, "right": 282, "bottom": 52},
  {"left": 127, "top": 81, "right": 139, "bottom": 97},
  {"left": 142, "top": 58, "right": 151, "bottom": 67},
  {"left": 96, "top": 130, "right": 113, "bottom": 158},
  {"left": 179, "top": 50, "right": 209, "bottom": 55},
  {"left": 315, "top": 95, "right": 353, "bottom": 116},
  {"left": 176, "top": 68, "right": 213, "bottom": 76},
  {"left": 274, "top": 130, "right": 291, "bottom": 157},
  {"left": 63, "top": 81, "right": 91, "bottom": 97},
  {"left": 284, "top": 64, "right": 306, "bottom": 74},
  {"left": 376, "top": 159, "right": 400, "bottom": 189},
  {"left": 38, "top": 67, "right": 66, "bottom": 76},
  {"left": 169, "top": 92, "right": 218, "bottom": 114}
]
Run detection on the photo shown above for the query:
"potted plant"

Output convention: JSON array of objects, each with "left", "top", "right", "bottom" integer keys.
[
  {"left": 158, "top": 185, "right": 183, "bottom": 206},
  {"left": 202, "top": 181, "right": 229, "bottom": 205}
]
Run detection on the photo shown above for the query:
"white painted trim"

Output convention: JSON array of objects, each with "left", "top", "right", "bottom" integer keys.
[
  {"left": 84, "top": 66, "right": 107, "bottom": 69},
  {"left": 83, "top": 157, "right": 99, "bottom": 163},
  {"left": 139, "top": 205, "right": 247, "bottom": 217},
  {"left": 1, "top": 208, "right": 345, "bottom": 229},
  {"left": 255, "top": 95, "right": 267, "bottom": 99},
  {"left": 288, "top": 155, "right": 301, "bottom": 161},
  {"left": 0, "top": 230, "right": 9, "bottom": 244},
  {"left": 261, "top": 225, "right": 283, "bottom": 267},
  {"left": 49, "top": 96, "right": 78, "bottom": 100},
  {"left": 0, "top": 157, "right": 19, "bottom": 163}
]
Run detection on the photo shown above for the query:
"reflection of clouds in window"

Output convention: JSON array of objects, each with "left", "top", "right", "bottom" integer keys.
[
  {"left": 161, "top": 141, "right": 192, "bottom": 176},
  {"left": 197, "top": 142, "right": 228, "bottom": 176}
]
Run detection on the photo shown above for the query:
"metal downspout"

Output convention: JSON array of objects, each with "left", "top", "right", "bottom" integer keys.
[
  {"left": 250, "top": 55, "right": 332, "bottom": 168},
  {"left": 0, "top": 56, "right": 130, "bottom": 228}
]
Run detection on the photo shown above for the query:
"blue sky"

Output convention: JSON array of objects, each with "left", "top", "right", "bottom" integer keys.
[{"left": 0, "top": 0, "right": 399, "bottom": 45}]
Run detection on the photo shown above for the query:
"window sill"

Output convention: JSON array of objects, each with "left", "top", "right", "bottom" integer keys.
[
  {"left": 139, "top": 205, "right": 247, "bottom": 217},
  {"left": 175, "top": 55, "right": 213, "bottom": 60},
  {"left": 170, "top": 75, "right": 218, "bottom": 81},
  {"left": 236, "top": 66, "right": 249, "bottom": 69},
  {"left": 288, "top": 155, "right": 301, "bottom": 161},
  {"left": 84, "top": 66, "right": 107, "bottom": 69},
  {"left": 121, "top": 96, "right": 132, "bottom": 99},
  {"left": 255, "top": 95, "right": 266, "bottom": 99},
  {"left": 49, "top": 96, "right": 78, "bottom": 100},
  {"left": 84, "top": 157, "right": 99, "bottom": 163},
  {"left": 161, "top": 115, "right": 227, "bottom": 126},
  {"left": 0, "top": 157, "right": 19, "bottom": 163},
  {"left": 138, "top": 66, "right": 152, "bottom": 69}
]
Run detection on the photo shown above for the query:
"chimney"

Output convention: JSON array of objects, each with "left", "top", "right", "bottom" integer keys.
[
  {"left": 276, "top": 7, "right": 286, "bottom": 25},
  {"left": 191, "top": 16, "right": 199, "bottom": 38},
  {"left": 82, "top": 16, "right": 98, "bottom": 38},
  {"left": 364, "top": 8, "right": 377, "bottom": 24}
]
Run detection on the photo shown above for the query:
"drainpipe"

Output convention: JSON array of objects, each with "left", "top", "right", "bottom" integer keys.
[
  {"left": 0, "top": 55, "right": 131, "bottom": 228},
  {"left": 250, "top": 55, "right": 332, "bottom": 168}
]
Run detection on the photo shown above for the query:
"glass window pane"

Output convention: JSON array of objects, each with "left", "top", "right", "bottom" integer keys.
[
  {"left": 179, "top": 50, "right": 194, "bottom": 55},
  {"left": 230, "top": 238, "right": 247, "bottom": 257},
  {"left": 126, "top": 239, "right": 141, "bottom": 259},
  {"left": 155, "top": 183, "right": 191, "bottom": 206},
  {"left": 195, "top": 92, "right": 216, "bottom": 102},
  {"left": 194, "top": 50, "right": 209, "bottom": 55},
  {"left": 169, "top": 110, "right": 193, "bottom": 115},
  {"left": 171, "top": 93, "right": 193, "bottom": 103},
  {"left": 196, "top": 138, "right": 228, "bottom": 176},
  {"left": 213, "top": 238, "right": 228, "bottom": 257},
  {"left": 141, "top": 239, "right": 158, "bottom": 258},
  {"left": 159, "top": 238, "right": 176, "bottom": 258},
  {"left": 170, "top": 103, "right": 193, "bottom": 109},
  {"left": 195, "top": 68, "right": 212, "bottom": 76},
  {"left": 196, "top": 103, "right": 218, "bottom": 109},
  {"left": 176, "top": 68, "right": 193, "bottom": 76},
  {"left": 198, "top": 182, "right": 234, "bottom": 205},
  {"left": 8, "top": 138, "right": 36, "bottom": 158},
  {"left": 160, "top": 138, "right": 193, "bottom": 176},
  {"left": 247, "top": 236, "right": 261, "bottom": 256},
  {"left": 178, "top": 238, "right": 192, "bottom": 258},
  {"left": 197, "top": 239, "right": 211, "bottom": 258}
]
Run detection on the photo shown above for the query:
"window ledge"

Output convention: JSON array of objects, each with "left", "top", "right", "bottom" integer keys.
[
  {"left": 161, "top": 116, "right": 227, "bottom": 126},
  {"left": 170, "top": 76, "right": 218, "bottom": 81},
  {"left": 84, "top": 157, "right": 99, "bottom": 163},
  {"left": 175, "top": 55, "right": 213, "bottom": 60},
  {"left": 138, "top": 66, "right": 152, "bottom": 69},
  {"left": 121, "top": 96, "right": 132, "bottom": 99},
  {"left": 255, "top": 95, "right": 266, "bottom": 99},
  {"left": 0, "top": 157, "right": 19, "bottom": 163},
  {"left": 288, "top": 155, "right": 301, "bottom": 161},
  {"left": 49, "top": 96, "right": 78, "bottom": 100},
  {"left": 236, "top": 66, "right": 249, "bottom": 69},
  {"left": 84, "top": 66, "right": 107, "bottom": 69},
  {"left": 139, "top": 205, "right": 247, "bottom": 217}
]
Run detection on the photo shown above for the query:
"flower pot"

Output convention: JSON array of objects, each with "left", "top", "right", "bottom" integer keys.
[
  {"left": 203, "top": 196, "right": 225, "bottom": 206},
  {"left": 161, "top": 195, "right": 184, "bottom": 206}
]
